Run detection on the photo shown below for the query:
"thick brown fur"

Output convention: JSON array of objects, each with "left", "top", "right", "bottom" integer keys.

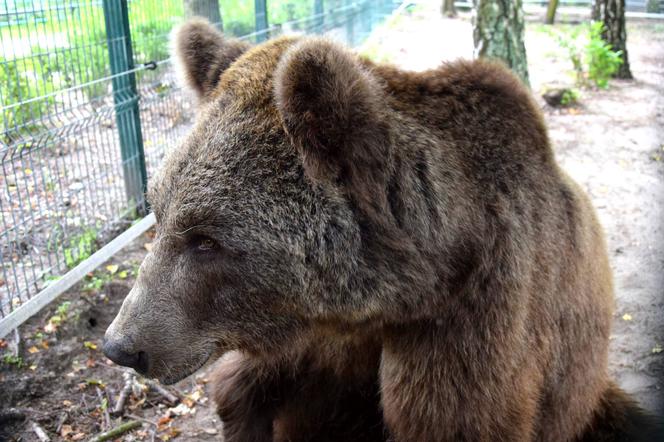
[{"left": 103, "top": 19, "right": 663, "bottom": 441}]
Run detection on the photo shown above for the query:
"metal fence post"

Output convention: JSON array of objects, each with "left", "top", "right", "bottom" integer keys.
[
  {"left": 314, "top": 0, "right": 324, "bottom": 33},
  {"left": 345, "top": 0, "right": 355, "bottom": 46},
  {"left": 102, "top": 0, "right": 148, "bottom": 215},
  {"left": 255, "top": 0, "right": 268, "bottom": 43}
]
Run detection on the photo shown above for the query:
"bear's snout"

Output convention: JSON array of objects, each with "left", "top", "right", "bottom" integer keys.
[{"left": 102, "top": 338, "right": 149, "bottom": 374}]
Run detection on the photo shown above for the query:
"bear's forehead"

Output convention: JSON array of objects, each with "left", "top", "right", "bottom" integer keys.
[
  {"left": 213, "top": 36, "right": 299, "bottom": 109},
  {"left": 148, "top": 36, "right": 309, "bottom": 231}
]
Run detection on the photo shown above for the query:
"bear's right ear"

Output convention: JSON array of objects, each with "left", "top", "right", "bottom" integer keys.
[{"left": 170, "top": 18, "right": 250, "bottom": 100}]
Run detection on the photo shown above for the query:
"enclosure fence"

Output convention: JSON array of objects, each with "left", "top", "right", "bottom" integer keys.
[{"left": 0, "top": 0, "right": 404, "bottom": 337}]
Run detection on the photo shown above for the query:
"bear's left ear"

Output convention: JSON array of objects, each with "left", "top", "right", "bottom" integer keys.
[
  {"left": 170, "top": 18, "right": 250, "bottom": 100},
  {"left": 274, "top": 39, "right": 392, "bottom": 211}
]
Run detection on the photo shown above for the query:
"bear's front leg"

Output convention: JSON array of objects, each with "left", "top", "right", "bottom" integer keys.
[
  {"left": 211, "top": 351, "right": 279, "bottom": 442},
  {"left": 380, "top": 321, "right": 540, "bottom": 442}
]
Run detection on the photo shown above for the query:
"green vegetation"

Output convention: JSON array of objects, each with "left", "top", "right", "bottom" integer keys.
[
  {"left": 560, "top": 88, "right": 580, "bottom": 106},
  {"left": 551, "top": 21, "right": 623, "bottom": 89},
  {"left": 64, "top": 229, "right": 98, "bottom": 269},
  {"left": 2, "top": 354, "right": 25, "bottom": 368}
]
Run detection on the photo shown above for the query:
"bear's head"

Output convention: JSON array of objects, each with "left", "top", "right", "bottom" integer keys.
[{"left": 103, "top": 19, "right": 432, "bottom": 384}]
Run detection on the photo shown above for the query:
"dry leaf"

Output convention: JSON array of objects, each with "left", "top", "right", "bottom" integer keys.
[
  {"left": 71, "top": 433, "right": 86, "bottom": 441},
  {"left": 622, "top": 313, "right": 633, "bottom": 321},
  {"left": 105, "top": 264, "right": 119, "bottom": 274},
  {"left": 60, "top": 424, "right": 73, "bottom": 437},
  {"left": 653, "top": 344, "right": 663, "bottom": 354},
  {"left": 28, "top": 346, "right": 40, "bottom": 354}
]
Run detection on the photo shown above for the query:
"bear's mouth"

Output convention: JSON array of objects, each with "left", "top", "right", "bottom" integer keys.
[{"left": 158, "top": 348, "right": 214, "bottom": 385}]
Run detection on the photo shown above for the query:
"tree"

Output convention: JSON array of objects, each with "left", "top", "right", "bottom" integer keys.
[
  {"left": 591, "top": 0, "right": 632, "bottom": 78},
  {"left": 184, "top": 0, "right": 223, "bottom": 29},
  {"left": 546, "top": 0, "right": 559, "bottom": 24},
  {"left": 473, "top": 0, "right": 529, "bottom": 86},
  {"left": 442, "top": 0, "right": 457, "bottom": 17}
]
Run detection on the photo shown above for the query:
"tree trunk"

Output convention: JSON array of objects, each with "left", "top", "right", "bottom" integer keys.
[
  {"left": 442, "top": 0, "right": 457, "bottom": 17},
  {"left": 545, "top": 0, "right": 559, "bottom": 24},
  {"left": 184, "top": 0, "right": 223, "bottom": 29},
  {"left": 473, "top": 0, "right": 530, "bottom": 86},
  {"left": 591, "top": 0, "right": 632, "bottom": 78}
]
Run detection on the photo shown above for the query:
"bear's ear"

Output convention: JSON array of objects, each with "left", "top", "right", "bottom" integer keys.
[
  {"left": 170, "top": 18, "right": 250, "bottom": 100},
  {"left": 274, "top": 39, "right": 391, "bottom": 212}
]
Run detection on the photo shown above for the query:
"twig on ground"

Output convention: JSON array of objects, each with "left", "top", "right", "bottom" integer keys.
[
  {"left": 88, "top": 420, "right": 142, "bottom": 442},
  {"left": 125, "top": 413, "right": 157, "bottom": 426},
  {"left": 29, "top": 420, "right": 50, "bottom": 442},
  {"left": 55, "top": 412, "right": 68, "bottom": 433},
  {"left": 144, "top": 379, "right": 179, "bottom": 404},
  {"left": 112, "top": 372, "right": 135, "bottom": 416},
  {"left": 96, "top": 387, "right": 111, "bottom": 430}
]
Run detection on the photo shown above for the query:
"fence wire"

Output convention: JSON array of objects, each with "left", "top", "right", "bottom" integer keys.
[{"left": 0, "top": 0, "right": 402, "bottom": 332}]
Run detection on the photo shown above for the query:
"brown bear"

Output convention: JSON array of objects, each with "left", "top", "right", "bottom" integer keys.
[{"left": 103, "top": 18, "right": 662, "bottom": 441}]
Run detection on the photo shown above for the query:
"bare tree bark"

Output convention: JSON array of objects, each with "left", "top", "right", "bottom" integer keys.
[
  {"left": 184, "top": 0, "right": 223, "bottom": 29},
  {"left": 442, "top": 0, "right": 457, "bottom": 17},
  {"left": 591, "top": 0, "right": 632, "bottom": 78},
  {"left": 546, "top": 0, "right": 559, "bottom": 24},
  {"left": 473, "top": 0, "right": 530, "bottom": 86}
]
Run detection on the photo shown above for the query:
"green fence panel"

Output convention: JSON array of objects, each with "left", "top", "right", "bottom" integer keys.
[{"left": 255, "top": 0, "right": 269, "bottom": 42}]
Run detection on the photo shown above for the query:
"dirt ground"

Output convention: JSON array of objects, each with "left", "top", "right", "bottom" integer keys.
[{"left": 1, "top": 4, "right": 663, "bottom": 441}]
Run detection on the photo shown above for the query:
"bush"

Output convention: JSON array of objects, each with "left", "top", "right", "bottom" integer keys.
[
  {"left": 552, "top": 21, "right": 623, "bottom": 89},
  {"left": 1, "top": 52, "right": 57, "bottom": 142}
]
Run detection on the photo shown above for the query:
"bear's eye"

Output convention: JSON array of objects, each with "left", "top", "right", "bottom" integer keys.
[{"left": 192, "top": 235, "right": 217, "bottom": 252}]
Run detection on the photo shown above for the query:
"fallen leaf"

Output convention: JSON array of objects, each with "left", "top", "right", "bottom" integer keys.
[
  {"left": 118, "top": 270, "right": 128, "bottom": 279},
  {"left": 653, "top": 344, "right": 663, "bottom": 354},
  {"left": 63, "top": 400, "right": 73, "bottom": 406},
  {"left": 71, "top": 433, "right": 86, "bottom": 441},
  {"left": 203, "top": 428, "right": 218, "bottom": 435},
  {"left": 157, "top": 416, "right": 173, "bottom": 427},
  {"left": 144, "top": 242, "right": 153, "bottom": 251},
  {"left": 24, "top": 168, "right": 32, "bottom": 175},
  {"left": 105, "top": 264, "right": 119, "bottom": 274},
  {"left": 84, "top": 341, "right": 98, "bottom": 350},
  {"left": 189, "top": 389, "right": 203, "bottom": 402},
  {"left": 61, "top": 424, "right": 73, "bottom": 437},
  {"left": 622, "top": 313, "right": 633, "bottom": 321},
  {"left": 28, "top": 346, "right": 40, "bottom": 354},
  {"left": 29, "top": 364, "right": 37, "bottom": 371},
  {"left": 41, "top": 340, "right": 49, "bottom": 349}
]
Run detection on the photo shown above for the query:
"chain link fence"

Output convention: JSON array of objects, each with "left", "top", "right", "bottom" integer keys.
[{"left": 0, "top": 0, "right": 404, "bottom": 336}]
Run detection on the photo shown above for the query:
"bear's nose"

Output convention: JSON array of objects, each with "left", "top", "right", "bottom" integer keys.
[{"left": 102, "top": 339, "right": 149, "bottom": 374}]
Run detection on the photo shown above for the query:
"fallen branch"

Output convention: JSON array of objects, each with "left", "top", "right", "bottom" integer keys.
[
  {"left": 29, "top": 420, "right": 50, "bottom": 442},
  {"left": 145, "top": 379, "right": 179, "bottom": 404},
  {"left": 96, "top": 387, "right": 111, "bottom": 430},
  {"left": 112, "top": 373, "right": 135, "bottom": 416},
  {"left": 88, "top": 420, "right": 142, "bottom": 442}
]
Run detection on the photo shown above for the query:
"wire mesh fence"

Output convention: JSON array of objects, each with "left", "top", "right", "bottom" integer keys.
[{"left": 0, "top": 0, "right": 404, "bottom": 335}]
